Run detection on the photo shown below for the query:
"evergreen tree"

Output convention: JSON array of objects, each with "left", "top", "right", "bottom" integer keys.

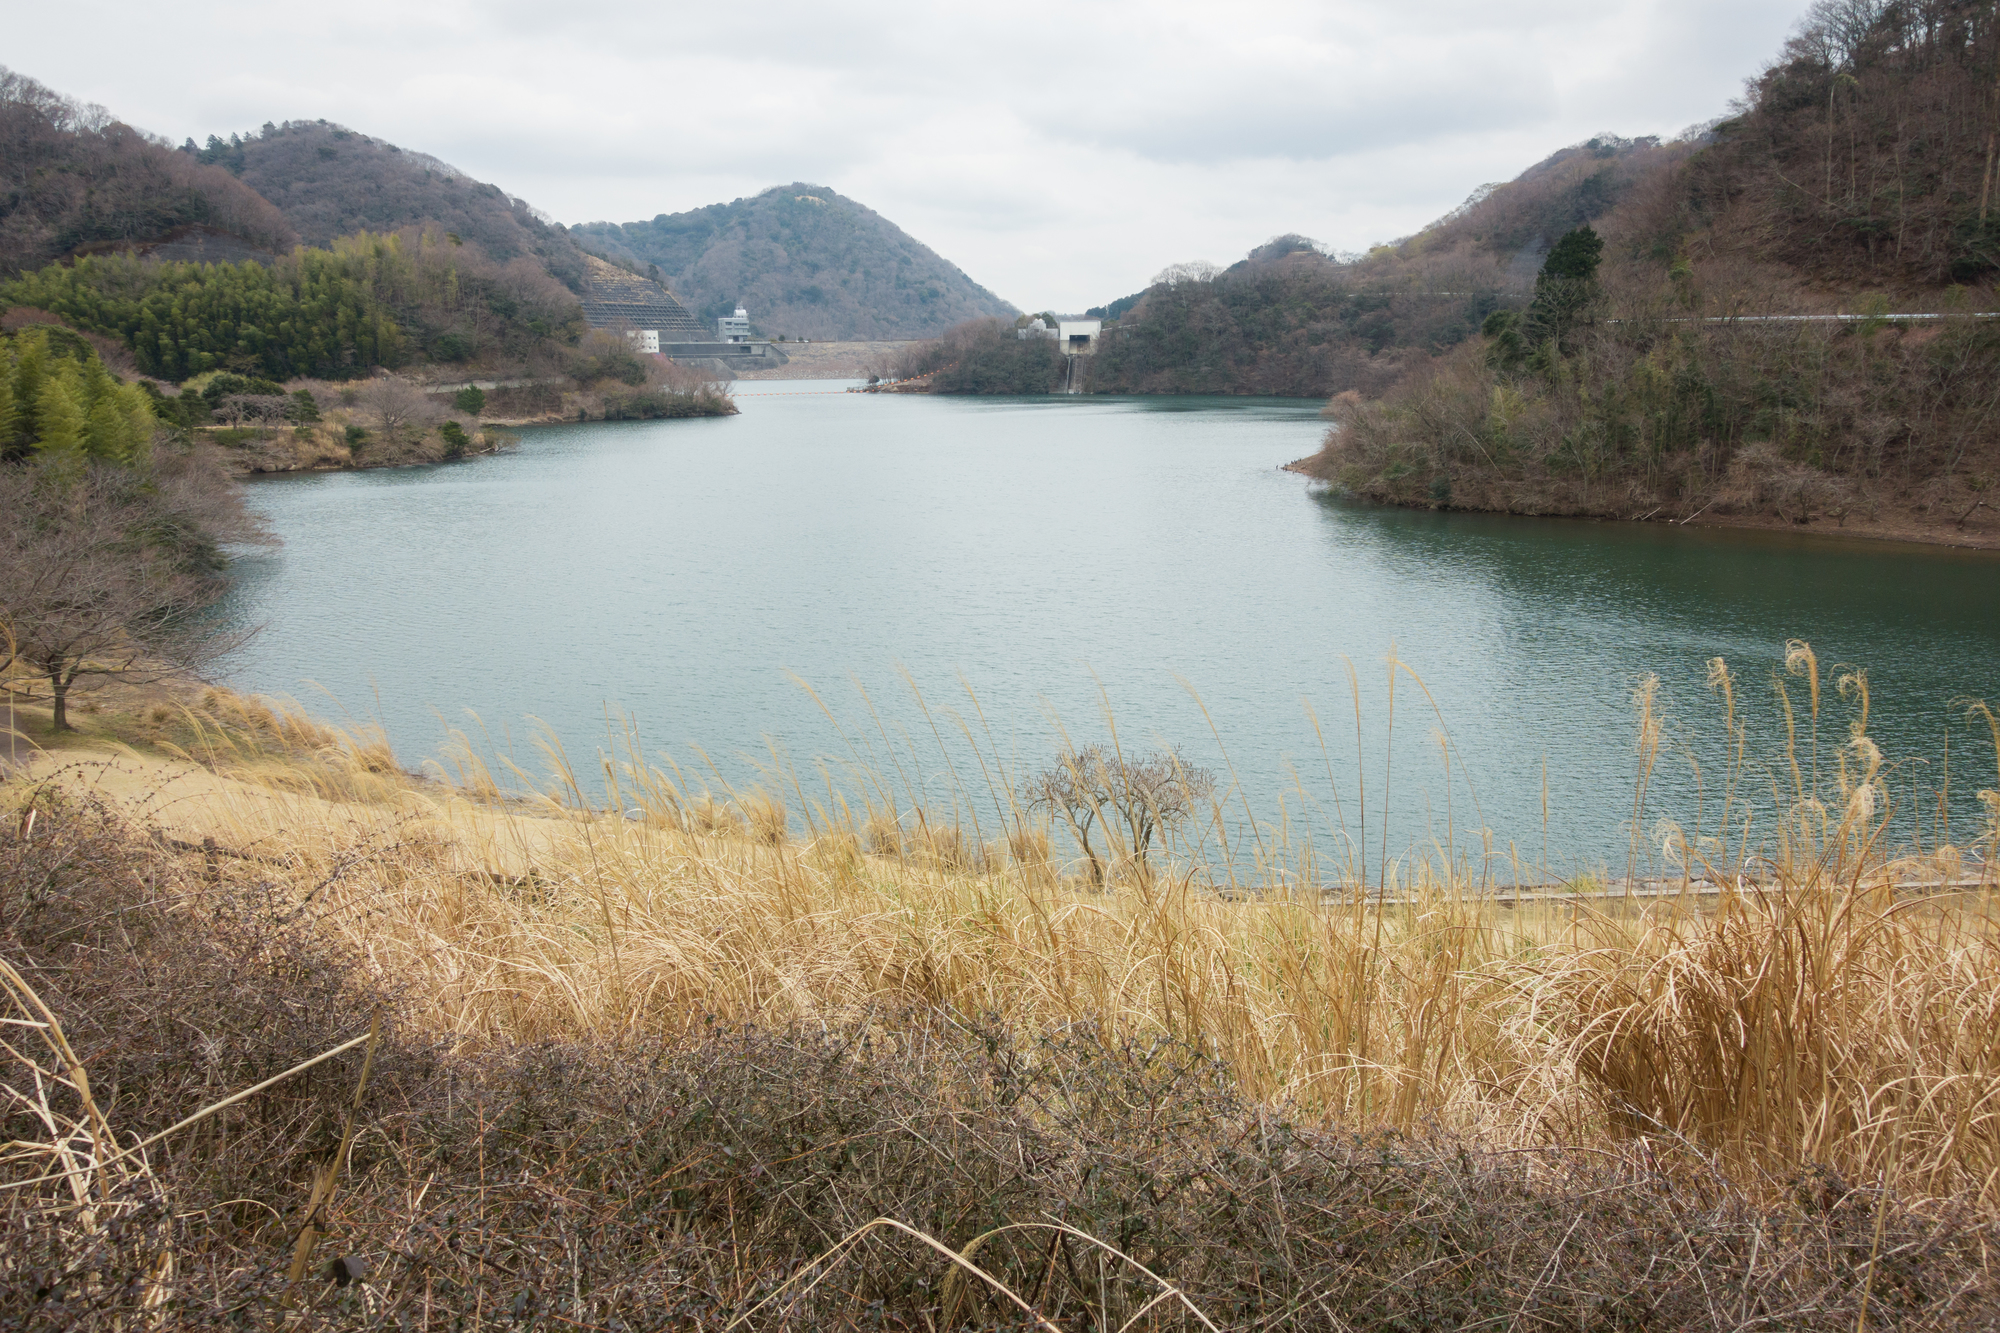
[
  {"left": 1526, "top": 226, "right": 1604, "bottom": 355},
  {"left": 84, "top": 394, "right": 125, "bottom": 462},
  {"left": 82, "top": 387, "right": 151, "bottom": 466},
  {"left": 34, "top": 372, "right": 85, "bottom": 457},
  {"left": 11, "top": 332, "right": 48, "bottom": 451},
  {"left": 1539, "top": 226, "right": 1605, "bottom": 286},
  {"left": 0, "top": 347, "right": 15, "bottom": 461}
]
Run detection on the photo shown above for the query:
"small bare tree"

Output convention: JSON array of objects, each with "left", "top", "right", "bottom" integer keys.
[
  {"left": 1027, "top": 746, "right": 1216, "bottom": 886},
  {"left": 0, "top": 454, "right": 265, "bottom": 731},
  {"left": 354, "top": 377, "right": 438, "bottom": 446}
]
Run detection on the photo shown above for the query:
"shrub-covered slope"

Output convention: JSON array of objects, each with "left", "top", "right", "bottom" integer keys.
[
  {"left": 892, "top": 317, "right": 1067, "bottom": 393},
  {"left": 574, "top": 184, "right": 1015, "bottom": 340},
  {"left": 1659, "top": 0, "right": 2000, "bottom": 288}
]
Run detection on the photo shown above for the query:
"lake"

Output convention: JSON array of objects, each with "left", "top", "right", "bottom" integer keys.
[{"left": 224, "top": 383, "right": 2000, "bottom": 879}]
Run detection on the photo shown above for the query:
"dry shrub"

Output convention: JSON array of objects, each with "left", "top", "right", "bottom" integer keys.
[
  {"left": 1727, "top": 442, "right": 1855, "bottom": 522},
  {"left": 0, "top": 793, "right": 434, "bottom": 1326},
  {"left": 481, "top": 380, "right": 564, "bottom": 418},
  {"left": 1552, "top": 878, "right": 2000, "bottom": 1195},
  {"left": 3, "top": 800, "right": 1995, "bottom": 1332}
]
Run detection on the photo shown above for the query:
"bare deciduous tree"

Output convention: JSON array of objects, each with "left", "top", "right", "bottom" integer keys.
[
  {"left": 355, "top": 377, "right": 438, "bottom": 446},
  {"left": 0, "top": 452, "right": 266, "bottom": 731},
  {"left": 1027, "top": 746, "right": 1216, "bottom": 886},
  {"left": 216, "top": 394, "right": 291, "bottom": 427},
  {"left": 1150, "top": 260, "right": 1222, "bottom": 288}
]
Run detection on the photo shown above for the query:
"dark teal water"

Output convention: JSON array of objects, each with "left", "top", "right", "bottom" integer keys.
[{"left": 223, "top": 383, "right": 2000, "bottom": 875}]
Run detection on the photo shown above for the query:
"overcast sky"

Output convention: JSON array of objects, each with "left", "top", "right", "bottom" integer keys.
[{"left": 18, "top": 0, "right": 1806, "bottom": 311}]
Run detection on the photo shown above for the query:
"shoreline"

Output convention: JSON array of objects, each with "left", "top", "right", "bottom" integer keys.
[
  {"left": 1281, "top": 459, "right": 2000, "bottom": 553},
  {"left": 212, "top": 397, "right": 734, "bottom": 477}
]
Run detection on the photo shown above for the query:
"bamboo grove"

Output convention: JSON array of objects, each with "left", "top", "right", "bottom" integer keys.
[{"left": 0, "top": 228, "right": 587, "bottom": 384}]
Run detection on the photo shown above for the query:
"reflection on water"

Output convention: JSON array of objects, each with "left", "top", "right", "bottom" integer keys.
[{"left": 223, "top": 383, "right": 2000, "bottom": 871}]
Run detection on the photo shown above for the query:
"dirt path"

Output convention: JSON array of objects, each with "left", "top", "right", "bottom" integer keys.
[{"left": 10, "top": 740, "right": 583, "bottom": 877}]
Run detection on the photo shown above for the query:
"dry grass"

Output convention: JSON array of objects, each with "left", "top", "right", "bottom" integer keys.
[
  {"left": 3, "top": 646, "right": 1999, "bottom": 1326},
  {"left": 17, "top": 648, "right": 1999, "bottom": 1199}
]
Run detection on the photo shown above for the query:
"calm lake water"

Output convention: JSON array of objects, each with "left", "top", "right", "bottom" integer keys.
[{"left": 225, "top": 382, "right": 2000, "bottom": 876}]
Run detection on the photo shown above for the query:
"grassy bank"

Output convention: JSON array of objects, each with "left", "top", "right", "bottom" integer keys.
[{"left": 4, "top": 651, "right": 1999, "bottom": 1327}]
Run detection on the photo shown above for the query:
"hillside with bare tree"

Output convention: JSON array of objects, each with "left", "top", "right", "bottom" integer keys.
[
  {"left": 0, "top": 67, "right": 294, "bottom": 277},
  {"left": 189, "top": 120, "right": 592, "bottom": 294}
]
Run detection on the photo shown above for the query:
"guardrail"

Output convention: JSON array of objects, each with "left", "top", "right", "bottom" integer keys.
[
  {"left": 1323, "top": 871, "right": 1997, "bottom": 907},
  {"left": 1620, "top": 312, "right": 2000, "bottom": 324}
]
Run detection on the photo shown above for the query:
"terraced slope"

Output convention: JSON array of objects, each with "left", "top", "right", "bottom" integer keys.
[{"left": 578, "top": 255, "right": 708, "bottom": 340}]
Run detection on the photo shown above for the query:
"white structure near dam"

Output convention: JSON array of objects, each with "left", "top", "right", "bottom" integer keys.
[{"left": 1057, "top": 318, "right": 1102, "bottom": 353}]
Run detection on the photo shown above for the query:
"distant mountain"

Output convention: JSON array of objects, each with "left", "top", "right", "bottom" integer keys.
[
  {"left": 0, "top": 66, "right": 293, "bottom": 277},
  {"left": 573, "top": 186, "right": 1014, "bottom": 340},
  {"left": 190, "top": 120, "right": 591, "bottom": 293}
]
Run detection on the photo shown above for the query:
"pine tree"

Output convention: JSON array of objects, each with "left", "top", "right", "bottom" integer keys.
[
  {"left": 1524, "top": 226, "right": 1605, "bottom": 357},
  {"left": 1539, "top": 226, "right": 1605, "bottom": 286}
]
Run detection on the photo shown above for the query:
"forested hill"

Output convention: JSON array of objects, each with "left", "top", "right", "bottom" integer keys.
[
  {"left": 573, "top": 186, "right": 1015, "bottom": 340},
  {"left": 186, "top": 121, "right": 591, "bottom": 293},
  {"left": 0, "top": 67, "right": 294, "bottom": 277},
  {"left": 1300, "top": 0, "right": 2000, "bottom": 542}
]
